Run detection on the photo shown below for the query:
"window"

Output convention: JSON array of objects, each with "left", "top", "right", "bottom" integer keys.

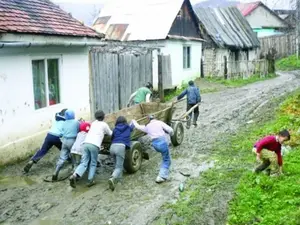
[
  {"left": 32, "top": 58, "right": 60, "bottom": 109},
  {"left": 183, "top": 46, "right": 191, "bottom": 69}
]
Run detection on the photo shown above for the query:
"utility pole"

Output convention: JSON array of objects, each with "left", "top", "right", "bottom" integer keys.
[{"left": 297, "top": 0, "right": 300, "bottom": 58}]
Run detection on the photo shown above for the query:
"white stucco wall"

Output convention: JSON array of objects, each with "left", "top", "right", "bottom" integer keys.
[
  {"left": 150, "top": 39, "right": 202, "bottom": 89},
  {"left": 246, "top": 5, "right": 288, "bottom": 29},
  {"left": 0, "top": 46, "right": 91, "bottom": 165},
  {"left": 161, "top": 40, "right": 202, "bottom": 87}
]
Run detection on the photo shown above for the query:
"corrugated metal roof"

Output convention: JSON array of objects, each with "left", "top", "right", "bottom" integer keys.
[
  {"left": 194, "top": 6, "right": 260, "bottom": 49},
  {"left": 93, "top": 0, "right": 196, "bottom": 41},
  {"left": 236, "top": 1, "right": 260, "bottom": 16}
]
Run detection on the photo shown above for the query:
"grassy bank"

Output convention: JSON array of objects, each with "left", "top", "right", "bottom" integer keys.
[
  {"left": 164, "top": 73, "right": 276, "bottom": 101},
  {"left": 228, "top": 90, "right": 300, "bottom": 225},
  {"left": 204, "top": 73, "right": 276, "bottom": 87},
  {"left": 276, "top": 55, "right": 300, "bottom": 71},
  {"left": 154, "top": 90, "right": 300, "bottom": 225}
]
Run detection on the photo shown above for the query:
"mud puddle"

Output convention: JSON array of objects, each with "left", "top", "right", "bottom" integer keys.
[
  {"left": 0, "top": 175, "right": 37, "bottom": 187},
  {"left": 1, "top": 71, "right": 300, "bottom": 225}
]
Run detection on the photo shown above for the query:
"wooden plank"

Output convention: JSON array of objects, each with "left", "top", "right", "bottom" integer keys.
[{"left": 158, "top": 54, "right": 164, "bottom": 102}]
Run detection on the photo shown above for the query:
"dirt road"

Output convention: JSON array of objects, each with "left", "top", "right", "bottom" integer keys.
[{"left": 1, "top": 72, "right": 300, "bottom": 225}]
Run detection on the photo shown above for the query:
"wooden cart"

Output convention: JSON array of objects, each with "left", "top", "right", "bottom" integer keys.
[{"left": 99, "top": 101, "right": 185, "bottom": 174}]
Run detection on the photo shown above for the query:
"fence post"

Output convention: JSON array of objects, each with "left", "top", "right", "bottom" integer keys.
[
  {"left": 201, "top": 56, "right": 204, "bottom": 78},
  {"left": 224, "top": 56, "right": 228, "bottom": 79},
  {"left": 266, "top": 47, "right": 276, "bottom": 74},
  {"left": 158, "top": 54, "right": 164, "bottom": 102},
  {"left": 88, "top": 50, "right": 95, "bottom": 119},
  {"left": 118, "top": 54, "right": 122, "bottom": 110}
]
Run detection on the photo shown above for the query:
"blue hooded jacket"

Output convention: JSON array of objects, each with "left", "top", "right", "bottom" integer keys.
[
  {"left": 48, "top": 111, "right": 66, "bottom": 137},
  {"left": 112, "top": 123, "right": 134, "bottom": 148},
  {"left": 177, "top": 84, "right": 201, "bottom": 105},
  {"left": 62, "top": 110, "right": 79, "bottom": 139}
]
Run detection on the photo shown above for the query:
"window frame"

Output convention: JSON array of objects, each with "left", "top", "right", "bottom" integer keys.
[
  {"left": 183, "top": 45, "right": 191, "bottom": 69},
  {"left": 31, "top": 56, "right": 62, "bottom": 110}
]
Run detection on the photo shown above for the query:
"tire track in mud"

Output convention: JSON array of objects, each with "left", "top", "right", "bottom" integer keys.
[{"left": 1, "top": 72, "right": 300, "bottom": 225}]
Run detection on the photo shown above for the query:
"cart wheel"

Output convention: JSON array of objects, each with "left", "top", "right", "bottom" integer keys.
[
  {"left": 171, "top": 122, "right": 184, "bottom": 146},
  {"left": 124, "top": 141, "right": 143, "bottom": 174}
]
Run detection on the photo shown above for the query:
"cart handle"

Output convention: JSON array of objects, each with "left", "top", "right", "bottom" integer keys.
[
  {"left": 172, "top": 97, "right": 187, "bottom": 105},
  {"left": 176, "top": 102, "right": 202, "bottom": 120}
]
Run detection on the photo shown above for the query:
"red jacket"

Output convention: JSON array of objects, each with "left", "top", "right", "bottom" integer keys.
[{"left": 254, "top": 136, "right": 282, "bottom": 166}]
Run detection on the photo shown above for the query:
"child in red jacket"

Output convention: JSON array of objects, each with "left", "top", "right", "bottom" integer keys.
[{"left": 253, "top": 129, "right": 290, "bottom": 176}]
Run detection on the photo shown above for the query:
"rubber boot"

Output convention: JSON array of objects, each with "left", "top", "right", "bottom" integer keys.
[
  {"left": 23, "top": 160, "right": 34, "bottom": 173},
  {"left": 52, "top": 170, "right": 59, "bottom": 181},
  {"left": 254, "top": 161, "right": 271, "bottom": 173},
  {"left": 186, "top": 119, "right": 191, "bottom": 129},
  {"left": 193, "top": 118, "right": 197, "bottom": 127},
  {"left": 86, "top": 179, "right": 95, "bottom": 187},
  {"left": 193, "top": 112, "right": 199, "bottom": 127}
]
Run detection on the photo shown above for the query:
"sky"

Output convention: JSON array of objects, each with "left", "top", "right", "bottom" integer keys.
[
  {"left": 52, "top": 0, "right": 291, "bottom": 9},
  {"left": 52, "top": 0, "right": 292, "bottom": 25}
]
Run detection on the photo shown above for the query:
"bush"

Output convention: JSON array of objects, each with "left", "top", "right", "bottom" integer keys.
[{"left": 276, "top": 55, "right": 300, "bottom": 71}]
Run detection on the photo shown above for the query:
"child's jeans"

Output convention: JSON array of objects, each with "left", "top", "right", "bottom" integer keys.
[
  {"left": 55, "top": 138, "right": 76, "bottom": 175},
  {"left": 152, "top": 137, "right": 171, "bottom": 179},
  {"left": 75, "top": 143, "right": 99, "bottom": 181},
  {"left": 71, "top": 153, "right": 82, "bottom": 169},
  {"left": 110, "top": 143, "right": 126, "bottom": 180}
]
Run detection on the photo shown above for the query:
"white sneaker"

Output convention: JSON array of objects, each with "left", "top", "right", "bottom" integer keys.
[{"left": 155, "top": 176, "right": 166, "bottom": 183}]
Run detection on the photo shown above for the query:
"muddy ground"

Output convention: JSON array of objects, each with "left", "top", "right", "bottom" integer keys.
[{"left": 1, "top": 72, "right": 300, "bottom": 225}]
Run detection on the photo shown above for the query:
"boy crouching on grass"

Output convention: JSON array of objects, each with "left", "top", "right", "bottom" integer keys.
[{"left": 253, "top": 129, "right": 290, "bottom": 176}]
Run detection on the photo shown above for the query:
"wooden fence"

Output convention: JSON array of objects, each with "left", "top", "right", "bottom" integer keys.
[
  {"left": 259, "top": 32, "right": 296, "bottom": 58},
  {"left": 203, "top": 59, "right": 269, "bottom": 78},
  {"left": 89, "top": 46, "right": 153, "bottom": 114}
]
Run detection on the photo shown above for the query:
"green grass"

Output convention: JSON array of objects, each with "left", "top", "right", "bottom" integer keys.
[
  {"left": 228, "top": 90, "right": 300, "bottom": 225},
  {"left": 164, "top": 83, "right": 188, "bottom": 102},
  {"left": 276, "top": 55, "right": 300, "bottom": 71},
  {"left": 154, "top": 90, "right": 300, "bottom": 225},
  {"left": 204, "top": 73, "right": 276, "bottom": 87},
  {"left": 164, "top": 74, "right": 276, "bottom": 102}
]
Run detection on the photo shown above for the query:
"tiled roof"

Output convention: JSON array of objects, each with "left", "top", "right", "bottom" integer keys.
[
  {"left": 0, "top": 0, "right": 104, "bottom": 38},
  {"left": 236, "top": 1, "right": 261, "bottom": 16}
]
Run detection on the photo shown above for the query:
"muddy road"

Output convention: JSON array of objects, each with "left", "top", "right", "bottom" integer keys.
[{"left": 1, "top": 72, "right": 300, "bottom": 225}]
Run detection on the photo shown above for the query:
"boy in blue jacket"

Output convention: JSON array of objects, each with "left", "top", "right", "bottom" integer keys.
[
  {"left": 23, "top": 108, "right": 67, "bottom": 173},
  {"left": 177, "top": 80, "right": 201, "bottom": 129},
  {"left": 52, "top": 109, "right": 79, "bottom": 181},
  {"left": 108, "top": 116, "right": 134, "bottom": 191}
]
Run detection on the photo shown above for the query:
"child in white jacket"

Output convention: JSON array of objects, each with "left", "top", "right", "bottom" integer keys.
[{"left": 71, "top": 122, "right": 91, "bottom": 169}]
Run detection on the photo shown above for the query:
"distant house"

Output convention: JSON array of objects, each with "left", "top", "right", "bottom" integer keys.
[
  {"left": 274, "top": 9, "right": 296, "bottom": 28},
  {"left": 93, "top": 0, "right": 204, "bottom": 88},
  {"left": 0, "top": 0, "right": 104, "bottom": 165},
  {"left": 237, "top": 1, "right": 290, "bottom": 37},
  {"left": 194, "top": 6, "right": 260, "bottom": 76}
]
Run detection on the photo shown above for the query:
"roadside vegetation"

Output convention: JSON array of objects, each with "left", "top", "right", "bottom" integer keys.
[
  {"left": 204, "top": 73, "right": 276, "bottom": 87},
  {"left": 164, "top": 73, "right": 276, "bottom": 101},
  {"left": 156, "top": 90, "right": 300, "bottom": 225},
  {"left": 276, "top": 55, "right": 300, "bottom": 71}
]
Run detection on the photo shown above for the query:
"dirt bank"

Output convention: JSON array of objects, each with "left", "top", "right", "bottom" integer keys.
[{"left": 1, "top": 71, "right": 300, "bottom": 225}]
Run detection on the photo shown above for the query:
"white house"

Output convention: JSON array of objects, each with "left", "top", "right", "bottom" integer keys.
[
  {"left": 0, "top": 0, "right": 104, "bottom": 166},
  {"left": 93, "top": 0, "right": 204, "bottom": 89}
]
